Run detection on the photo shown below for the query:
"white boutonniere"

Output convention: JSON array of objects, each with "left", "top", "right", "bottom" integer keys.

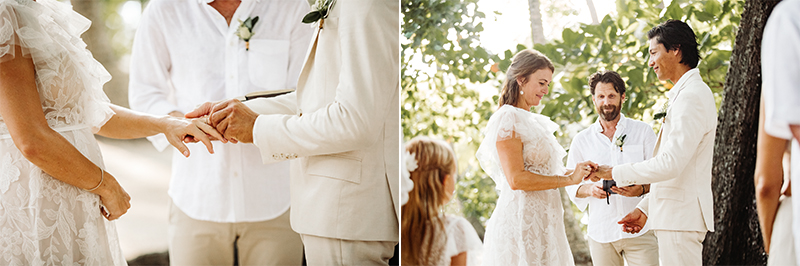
[
  {"left": 235, "top": 16, "right": 259, "bottom": 51},
  {"left": 302, "top": 0, "right": 336, "bottom": 29},
  {"left": 615, "top": 134, "right": 627, "bottom": 152}
]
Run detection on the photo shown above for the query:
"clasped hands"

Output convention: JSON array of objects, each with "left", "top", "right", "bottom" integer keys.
[
  {"left": 578, "top": 164, "right": 649, "bottom": 235},
  {"left": 187, "top": 99, "right": 258, "bottom": 144},
  {"left": 163, "top": 99, "right": 259, "bottom": 157}
]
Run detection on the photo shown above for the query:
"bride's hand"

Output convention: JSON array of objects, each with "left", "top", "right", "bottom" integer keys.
[
  {"left": 162, "top": 117, "right": 224, "bottom": 157},
  {"left": 568, "top": 161, "right": 597, "bottom": 185},
  {"left": 95, "top": 172, "right": 131, "bottom": 221}
]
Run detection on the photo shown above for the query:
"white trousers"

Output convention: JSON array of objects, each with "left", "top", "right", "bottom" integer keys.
[
  {"left": 588, "top": 230, "right": 659, "bottom": 266},
  {"left": 168, "top": 202, "right": 303, "bottom": 266},
  {"left": 654, "top": 230, "right": 706, "bottom": 266},
  {"left": 300, "top": 234, "right": 395, "bottom": 265}
]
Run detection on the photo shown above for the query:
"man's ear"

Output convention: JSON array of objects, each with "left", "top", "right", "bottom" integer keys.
[{"left": 671, "top": 44, "right": 682, "bottom": 59}]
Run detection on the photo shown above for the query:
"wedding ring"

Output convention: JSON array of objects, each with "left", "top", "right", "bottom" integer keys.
[{"left": 584, "top": 166, "right": 591, "bottom": 171}]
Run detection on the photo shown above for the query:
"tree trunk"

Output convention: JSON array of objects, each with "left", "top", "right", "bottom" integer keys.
[
  {"left": 527, "top": 0, "right": 546, "bottom": 45},
  {"left": 72, "top": 0, "right": 130, "bottom": 107},
  {"left": 560, "top": 188, "right": 592, "bottom": 266},
  {"left": 702, "top": 0, "right": 781, "bottom": 264},
  {"left": 585, "top": 0, "right": 599, "bottom": 25}
]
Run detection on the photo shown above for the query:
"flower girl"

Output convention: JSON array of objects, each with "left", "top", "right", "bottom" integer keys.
[{"left": 402, "top": 136, "right": 482, "bottom": 265}]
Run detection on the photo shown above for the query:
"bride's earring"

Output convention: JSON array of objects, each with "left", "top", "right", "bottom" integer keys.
[{"left": 520, "top": 90, "right": 524, "bottom": 95}]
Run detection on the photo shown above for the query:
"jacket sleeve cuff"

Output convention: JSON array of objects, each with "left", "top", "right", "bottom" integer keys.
[
  {"left": 636, "top": 196, "right": 650, "bottom": 216},
  {"left": 613, "top": 164, "right": 634, "bottom": 187}
]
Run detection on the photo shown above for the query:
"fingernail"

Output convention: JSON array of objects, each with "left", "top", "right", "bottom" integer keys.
[{"left": 183, "top": 151, "right": 189, "bottom": 157}]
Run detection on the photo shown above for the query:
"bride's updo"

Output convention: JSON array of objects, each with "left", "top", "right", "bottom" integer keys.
[{"left": 498, "top": 49, "right": 555, "bottom": 108}]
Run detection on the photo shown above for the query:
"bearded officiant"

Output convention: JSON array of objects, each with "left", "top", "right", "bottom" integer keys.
[
  {"left": 128, "top": 0, "right": 312, "bottom": 264},
  {"left": 565, "top": 71, "right": 658, "bottom": 266}
]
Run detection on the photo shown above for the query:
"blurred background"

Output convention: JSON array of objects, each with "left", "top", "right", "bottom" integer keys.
[{"left": 402, "top": 0, "right": 771, "bottom": 264}]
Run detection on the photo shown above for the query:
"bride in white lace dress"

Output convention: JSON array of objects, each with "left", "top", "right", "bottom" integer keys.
[
  {"left": 0, "top": 0, "right": 221, "bottom": 264},
  {"left": 476, "top": 49, "right": 596, "bottom": 266}
]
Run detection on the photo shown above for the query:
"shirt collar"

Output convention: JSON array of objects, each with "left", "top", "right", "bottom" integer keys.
[
  {"left": 666, "top": 68, "right": 700, "bottom": 100},
  {"left": 592, "top": 113, "right": 628, "bottom": 133}
]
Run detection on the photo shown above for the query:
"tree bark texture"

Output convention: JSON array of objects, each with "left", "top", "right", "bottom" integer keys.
[
  {"left": 560, "top": 188, "right": 592, "bottom": 266},
  {"left": 72, "top": 0, "right": 130, "bottom": 107},
  {"left": 527, "top": 0, "right": 546, "bottom": 45},
  {"left": 702, "top": 0, "right": 781, "bottom": 264}
]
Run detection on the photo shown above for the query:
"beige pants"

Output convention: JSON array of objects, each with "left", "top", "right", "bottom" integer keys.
[
  {"left": 768, "top": 196, "right": 797, "bottom": 266},
  {"left": 168, "top": 202, "right": 303, "bottom": 266},
  {"left": 301, "top": 234, "right": 395, "bottom": 265},
  {"left": 654, "top": 230, "right": 706, "bottom": 266},
  {"left": 588, "top": 230, "right": 659, "bottom": 266}
]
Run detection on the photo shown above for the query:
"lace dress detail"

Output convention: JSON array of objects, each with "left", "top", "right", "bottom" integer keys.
[
  {"left": 476, "top": 105, "right": 574, "bottom": 266},
  {"left": 0, "top": 0, "right": 124, "bottom": 265}
]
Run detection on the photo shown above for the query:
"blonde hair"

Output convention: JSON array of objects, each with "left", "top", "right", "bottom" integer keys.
[
  {"left": 401, "top": 136, "right": 457, "bottom": 266},
  {"left": 499, "top": 49, "right": 555, "bottom": 108}
]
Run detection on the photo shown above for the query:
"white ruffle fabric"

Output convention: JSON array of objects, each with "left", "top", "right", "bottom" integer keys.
[
  {"left": 476, "top": 105, "right": 574, "bottom": 266},
  {"left": 0, "top": 0, "right": 114, "bottom": 135},
  {"left": 441, "top": 215, "right": 483, "bottom": 266},
  {"left": 0, "top": 0, "right": 123, "bottom": 265}
]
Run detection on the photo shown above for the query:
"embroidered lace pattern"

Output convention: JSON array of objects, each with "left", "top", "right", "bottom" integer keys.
[
  {"left": 476, "top": 105, "right": 574, "bottom": 266},
  {"left": 0, "top": 0, "right": 123, "bottom": 265}
]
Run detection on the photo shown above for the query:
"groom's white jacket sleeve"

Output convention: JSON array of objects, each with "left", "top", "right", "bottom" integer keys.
[
  {"left": 241, "top": 0, "right": 400, "bottom": 242},
  {"left": 612, "top": 86, "right": 715, "bottom": 187},
  {"left": 610, "top": 73, "right": 716, "bottom": 232},
  {"left": 245, "top": 1, "right": 398, "bottom": 162}
]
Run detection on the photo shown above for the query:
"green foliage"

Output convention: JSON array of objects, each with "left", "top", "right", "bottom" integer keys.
[
  {"left": 403, "top": 0, "right": 742, "bottom": 232},
  {"left": 402, "top": 0, "right": 500, "bottom": 231}
]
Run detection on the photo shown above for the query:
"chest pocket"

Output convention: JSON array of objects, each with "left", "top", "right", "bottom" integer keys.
[
  {"left": 247, "top": 39, "right": 290, "bottom": 90},
  {"left": 621, "top": 144, "right": 645, "bottom": 164}
]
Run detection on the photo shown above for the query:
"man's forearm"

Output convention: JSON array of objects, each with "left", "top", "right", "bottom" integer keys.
[{"left": 576, "top": 184, "right": 591, "bottom": 198}]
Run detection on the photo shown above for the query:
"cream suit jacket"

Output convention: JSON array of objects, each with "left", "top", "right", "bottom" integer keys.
[
  {"left": 243, "top": 0, "right": 399, "bottom": 242},
  {"left": 613, "top": 69, "right": 716, "bottom": 232}
]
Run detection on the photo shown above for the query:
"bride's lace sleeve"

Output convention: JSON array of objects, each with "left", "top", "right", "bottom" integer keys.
[
  {"left": 0, "top": 4, "right": 24, "bottom": 63},
  {"left": 0, "top": 0, "right": 115, "bottom": 132},
  {"left": 443, "top": 215, "right": 483, "bottom": 266},
  {"left": 475, "top": 106, "right": 518, "bottom": 191}
]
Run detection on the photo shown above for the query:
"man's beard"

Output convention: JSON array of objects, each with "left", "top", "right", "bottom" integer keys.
[{"left": 597, "top": 104, "right": 621, "bottom": 121}]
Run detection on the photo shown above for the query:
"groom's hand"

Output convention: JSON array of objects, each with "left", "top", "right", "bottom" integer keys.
[
  {"left": 618, "top": 208, "right": 647, "bottom": 234},
  {"left": 209, "top": 99, "right": 258, "bottom": 143},
  {"left": 185, "top": 101, "right": 220, "bottom": 119},
  {"left": 588, "top": 165, "right": 613, "bottom": 181}
]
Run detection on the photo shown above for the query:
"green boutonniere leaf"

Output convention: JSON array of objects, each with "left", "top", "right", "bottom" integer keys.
[
  {"left": 654, "top": 112, "right": 667, "bottom": 120},
  {"left": 302, "top": 11, "right": 323, "bottom": 24}
]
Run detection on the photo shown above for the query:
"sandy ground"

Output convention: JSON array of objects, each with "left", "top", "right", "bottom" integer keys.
[{"left": 96, "top": 137, "right": 174, "bottom": 260}]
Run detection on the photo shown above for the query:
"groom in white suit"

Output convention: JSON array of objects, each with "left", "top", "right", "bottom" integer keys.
[
  {"left": 186, "top": 0, "right": 400, "bottom": 264},
  {"left": 590, "top": 20, "right": 717, "bottom": 266}
]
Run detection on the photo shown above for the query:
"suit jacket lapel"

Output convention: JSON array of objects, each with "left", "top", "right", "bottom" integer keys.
[
  {"left": 653, "top": 117, "right": 665, "bottom": 157},
  {"left": 295, "top": 27, "right": 321, "bottom": 102}
]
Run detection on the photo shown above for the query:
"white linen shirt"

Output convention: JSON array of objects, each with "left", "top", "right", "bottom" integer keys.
[
  {"left": 565, "top": 114, "right": 657, "bottom": 243},
  {"left": 128, "top": 0, "right": 312, "bottom": 222},
  {"left": 762, "top": 0, "right": 800, "bottom": 263}
]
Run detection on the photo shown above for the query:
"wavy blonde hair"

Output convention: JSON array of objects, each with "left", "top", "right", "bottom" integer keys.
[{"left": 401, "top": 136, "right": 457, "bottom": 266}]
